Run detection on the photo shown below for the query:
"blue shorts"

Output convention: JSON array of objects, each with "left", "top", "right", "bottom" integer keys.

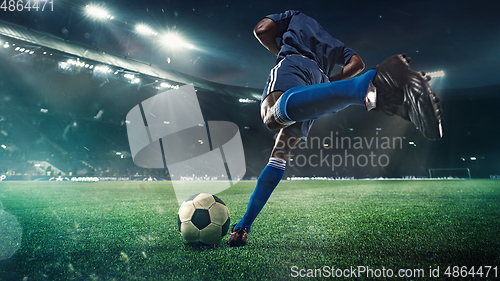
[{"left": 262, "top": 55, "right": 329, "bottom": 139}]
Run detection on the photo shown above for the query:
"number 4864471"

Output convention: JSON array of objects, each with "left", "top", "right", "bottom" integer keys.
[{"left": 1, "top": 0, "right": 54, "bottom": 12}]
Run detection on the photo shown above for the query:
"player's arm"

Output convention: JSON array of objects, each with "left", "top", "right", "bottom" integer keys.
[
  {"left": 329, "top": 54, "right": 365, "bottom": 82},
  {"left": 253, "top": 18, "right": 281, "bottom": 56}
]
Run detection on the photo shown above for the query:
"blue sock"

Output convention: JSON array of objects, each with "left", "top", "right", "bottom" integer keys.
[
  {"left": 274, "top": 69, "right": 376, "bottom": 125},
  {"left": 234, "top": 158, "right": 286, "bottom": 232}
]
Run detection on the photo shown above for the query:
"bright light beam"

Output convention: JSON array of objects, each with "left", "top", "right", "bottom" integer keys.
[
  {"left": 136, "top": 24, "right": 158, "bottom": 36},
  {"left": 427, "top": 70, "right": 445, "bottom": 78},
  {"left": 162, "top": 32, "right": 194, "bottom": 50},
  {"left": 85, "top": 5, "right": 112, "bottom": 19},
  {"left": 427, "top": 70, "right": 446, "bottom": 88}
]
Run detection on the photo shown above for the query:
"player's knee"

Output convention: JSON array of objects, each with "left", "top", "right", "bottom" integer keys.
[
  {"left": 261, "top": 91, "right": 286, "bottom": 131},
  {"left": 262, "top": 113, "right": 283, "bottom": 131},
  {"left": 264, "top": 119, "right": 281, "bottom": 131}
]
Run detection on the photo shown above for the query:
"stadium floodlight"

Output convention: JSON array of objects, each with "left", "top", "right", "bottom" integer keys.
[
  {"left": 162, "top": 32, "right": 194, "bottom": 50},
  {"left": 124, "top": 73, "right": 140, "bottom": 84},
  {"left": 85, "top": 5, "right": 113, "bottom": 19},
  {"left": 124, "top": 73, "right": 135, "bottom": 80},
  {"left": 68, "top": 59, "right": 88, "bottom": 67},
  {"left": 160, "top": 82, "right": 180, "bottom": 90},
  {"left": 427, "top": 70, "right": 445, "bottom": 78},
  {"left": 94, "top": 65, "right": 110, "bottom": 73},
  {"left": 136, "top": 24, "right": 158, "bottom": 36},
  {"left": 238, "top": 98, "right": 257, "bottom": 103}
]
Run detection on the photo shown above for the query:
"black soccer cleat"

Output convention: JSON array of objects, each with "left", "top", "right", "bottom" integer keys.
[
  {"left": 227, "top": 226, "right": 248, "bottom": 247},
  {"left": 371, "top": 54, "right": 443, "bottom": 140}
]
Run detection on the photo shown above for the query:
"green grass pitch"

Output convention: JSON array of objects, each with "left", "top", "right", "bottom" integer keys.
[{"left": 0, "top": 179, "right": 499, "bottom": 280}]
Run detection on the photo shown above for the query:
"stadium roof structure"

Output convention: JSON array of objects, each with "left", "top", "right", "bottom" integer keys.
[{"left": 0, "top": 19, "right": 262, "bottom": 100}]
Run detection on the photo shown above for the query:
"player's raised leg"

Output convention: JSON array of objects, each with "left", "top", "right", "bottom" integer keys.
[
  {"left": 228, "top": 128, "right": 300, "bottom": 247},
  {"left": 267, "top": 54, "right": 443, "bottom": 140},
  {"left": 273, "top": 69, "right": 376, "bottom": 126},
  {"left": 370, "top": 54, "right": 443, "bottom": 140}
]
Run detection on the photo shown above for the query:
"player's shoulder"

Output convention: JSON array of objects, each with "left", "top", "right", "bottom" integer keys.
[
  {"left": 266, "top": 10, "right": 301, "bottom": 21},
  {"left": 284, "top": 10, "right": 301, "bottom": 16}
]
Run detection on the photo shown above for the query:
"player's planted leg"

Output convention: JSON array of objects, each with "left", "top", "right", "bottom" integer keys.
[
  {"left": 228, "top": 129, "right": 300, "bottom": 247},
  {"left": 227, "top": 226, "right": 248, "bottom": 247},
  {"left": 228, "top": 159, "right": 285, "bottom": 247}
]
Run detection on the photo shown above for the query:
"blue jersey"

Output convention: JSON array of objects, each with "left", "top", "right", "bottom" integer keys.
[{"left": 266, "top": 10, "right": 357, "bottom": 77}]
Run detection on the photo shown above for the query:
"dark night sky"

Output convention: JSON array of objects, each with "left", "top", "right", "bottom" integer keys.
[{"left": 1, "top": 0, "right": 499, "bottom": 90}]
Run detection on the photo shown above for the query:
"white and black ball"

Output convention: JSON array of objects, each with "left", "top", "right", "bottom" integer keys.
[{"left": 177, "top": 193, "right": 230, "bottom": 245}]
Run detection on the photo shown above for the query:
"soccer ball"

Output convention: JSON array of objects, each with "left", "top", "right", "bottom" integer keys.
[{"left": 177, "top": 193, "right": 230, "bottom": 244}]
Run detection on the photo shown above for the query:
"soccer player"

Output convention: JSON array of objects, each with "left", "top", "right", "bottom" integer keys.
[{"left": 228, "top": 10, "right": 443, "bottom": 247}]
